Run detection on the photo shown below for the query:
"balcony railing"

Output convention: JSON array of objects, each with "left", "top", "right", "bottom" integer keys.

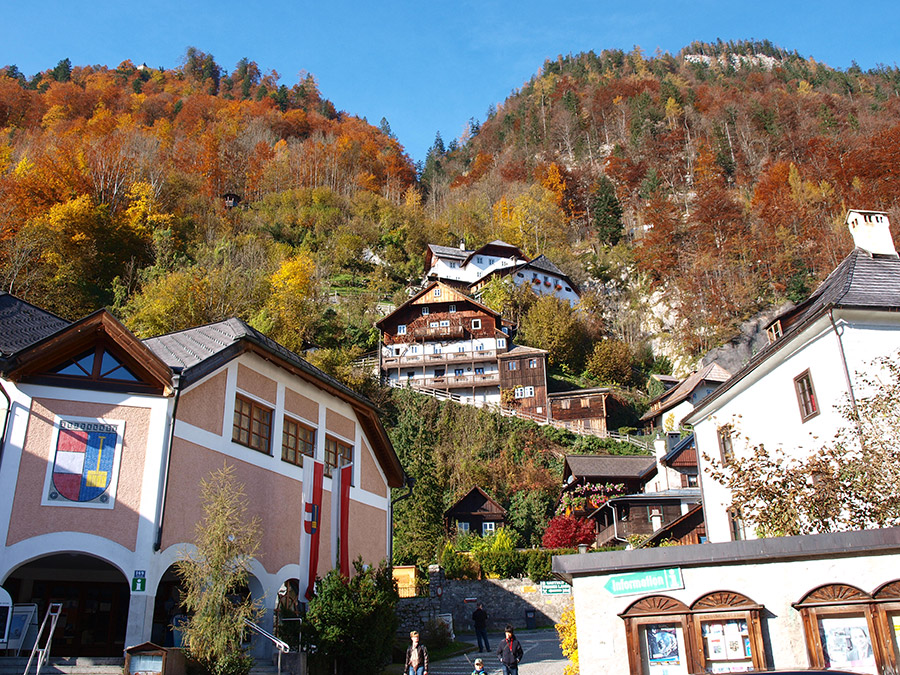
[
  {"left": 396, "top": 373, "right": 501, "bottom": 389},
  {"left": 382, "top": 349, "right": 498, "bottom": 367}
]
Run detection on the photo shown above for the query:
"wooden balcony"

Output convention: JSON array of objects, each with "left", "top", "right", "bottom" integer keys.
[
  {"left": 382, "top": 349, "right": 498, "bottom": 367},
  {"left": 397, "top": 373, "right": 501, "bottom": 389}
]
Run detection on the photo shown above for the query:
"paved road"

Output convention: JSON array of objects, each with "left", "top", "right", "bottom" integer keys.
[{"left": 430, "top": 629, "right": 570, "bottom": 675}]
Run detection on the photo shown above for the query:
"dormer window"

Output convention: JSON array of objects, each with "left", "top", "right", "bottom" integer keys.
[{"left": 766, "top": 320, "right": 783, "bottom": 344}]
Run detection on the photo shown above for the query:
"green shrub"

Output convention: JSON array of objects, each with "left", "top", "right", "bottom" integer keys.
[
  {"left": 476, "top": 550, "right": 526, "bottom": 578},
  {"left": 422, "top": 617, "right": 452, "bottom": 650},
  {"left": 440, "top": 542, "right": 480, "bottom": 580},
  {"left": 524, "top": 550, "right": 553, "bottom": 581}
]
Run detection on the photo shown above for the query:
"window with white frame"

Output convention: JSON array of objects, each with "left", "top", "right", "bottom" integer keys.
[
  {"left": 397, "top": 324, "right": 406, "bottom": 335},
  {"left": 457, "top": 520, "right": 470, "bottom": 534},
  {"left": 430, "top": 321, "right": 439, "bottom": 328},
  {"left": 440, "top": 320, "right": 450, "bottom": 327},
  {"left": 482, "top": 521, "right": 495, "bottom": 535},
  {"left": 514, "top": 386, "right": 534, "bottom": 399},
  {"left": 449, "top": 304, "right": 457, "bottom": 313},
  {"left": 422, "top": 306, "right": 430, "bottom": 315},
  {"left": 476, "top": 344, "right": 485, "bottom": 351},
  {"left": 471, "top": 319, "right": 481, "bottom": 330},
  {"left": 434, "top": 288, "right": 441, "bottom": 297},
  {"left": 498, "top": 338, "right": 506, "bottom": 347}
]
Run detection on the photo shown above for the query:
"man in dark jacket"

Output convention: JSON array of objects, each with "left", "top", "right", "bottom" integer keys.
[
  {"left": 472, "top": 602, "right": 490, "bottom": 652},
  {"left": 497, "top": 624, "right": 523, "bottom": 675}
]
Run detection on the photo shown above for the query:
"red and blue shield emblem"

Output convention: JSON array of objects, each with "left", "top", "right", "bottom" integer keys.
[{"left": 51, "top": 423, "right": 118, "bottom": 503}]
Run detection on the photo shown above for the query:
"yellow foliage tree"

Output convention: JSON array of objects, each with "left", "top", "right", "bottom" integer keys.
[
  {"left": 264, "top": 253, "right": 318, "bottom": 350},
  {"left": 556, "top": 601, "right": 579, "bottom": 675}
]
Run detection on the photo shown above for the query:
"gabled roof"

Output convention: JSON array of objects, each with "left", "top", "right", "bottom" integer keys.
[
  {"left": 640, "top": 362, "right": 730, "bottom": 421},
  {"left": 563, "top": 454, "right": 657, "bottom": 483},
  {"left": 144, "top": 318, "right": 405, "bottom": 487},
  {"left": 0, "top": 292, "right": 70, "bottom": 358},
  {"left": 3, "top": 310, "right": 175, "bottom": 395},
  {"left": 461, "top": 240, "right": 525, "bottom": 266},
  {"left": 687, "top": 247, "right": 900, "bottom": 424},
  {"left": 444, "top": 486, "right": 507, "bottom": 517},
  {"left": 427, "top": 244, "right": 469, "bottom": 261},
  {"left": 375, "top": 281, "right": 500, "bottom": 329},
  {"left": 664, "top": 433, "right": 697, "bottom": 468},
  {"left": 498, "top": 344, "right": 548, "bottom": 358}
]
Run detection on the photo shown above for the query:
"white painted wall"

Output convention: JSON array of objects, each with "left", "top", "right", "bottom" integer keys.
[
  {"left": 571, "top": 548, "right": 900, "bottom": 675},
  {"left": 692, "top": 310, "right": 900, "bottom": 542}
]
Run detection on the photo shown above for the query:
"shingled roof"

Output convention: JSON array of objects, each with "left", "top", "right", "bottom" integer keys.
[
  {"left": 563, "top": 454, "right": 657, "bottom": 483},
  {"left": 688, "top": 247, "right": 900, "bottom": 422},
  {"left": 0, "top": 293, "right": 70, "bottom": 358}
]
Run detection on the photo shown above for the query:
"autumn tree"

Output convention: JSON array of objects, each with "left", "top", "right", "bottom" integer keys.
[
  {"left": 541, "top": 515, "right": 595, "bottom": 548},
  {"left": 176, "top": 463, "right": 261, "bottom": 675},
  {"left": 518, "top": 296, "right": 589, "bottom": 371},
  {"left": 585, "top": 339, "right": 633, "bottom": 385}
]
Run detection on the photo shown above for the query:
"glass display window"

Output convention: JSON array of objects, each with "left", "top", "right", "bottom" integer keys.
[
  {"left": 621, "top": 596, "right": 695, "bottom": 675},
  {"left": 690, "top": 592, "right": 766, "bottom": 674},
  {"left": 794, "top": 583, "right": 881, "bottom": 674}
]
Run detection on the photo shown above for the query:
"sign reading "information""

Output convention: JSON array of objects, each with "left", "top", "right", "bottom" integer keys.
[{"left": 604, "top": 568, "right": 684, "bottom": 597}]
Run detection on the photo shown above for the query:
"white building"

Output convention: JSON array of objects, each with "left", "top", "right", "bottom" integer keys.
[
  {"left": 685, "top": 209, "right": 900, "bottom": 542},
  {"left": 423, "top": 241, "right": 581, "bottom": 307}
]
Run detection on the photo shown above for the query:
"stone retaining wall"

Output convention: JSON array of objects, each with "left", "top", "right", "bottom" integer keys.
[{"left": 396, "top": 566, "right": 572, "bottom": 638}]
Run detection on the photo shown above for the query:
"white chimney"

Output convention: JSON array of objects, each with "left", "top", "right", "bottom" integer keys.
[{"left": 847, "top": 210, "right": 897, "bottom": 256}]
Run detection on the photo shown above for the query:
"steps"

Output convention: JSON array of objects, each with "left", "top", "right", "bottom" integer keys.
[{"left": 0, "top": 657, "right": 124, "bottom": 675}]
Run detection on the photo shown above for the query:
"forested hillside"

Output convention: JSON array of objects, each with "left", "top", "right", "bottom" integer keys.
[
  {"left": 4, "top": 43, "right": 900, "bottom": 565},
  {"left": 424, "top": 40, "right": 900, "bottom": 356}
]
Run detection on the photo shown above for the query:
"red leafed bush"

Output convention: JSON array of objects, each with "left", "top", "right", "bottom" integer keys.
[{"left": 541, "top": 515, "right": 595, "bottom": 548}]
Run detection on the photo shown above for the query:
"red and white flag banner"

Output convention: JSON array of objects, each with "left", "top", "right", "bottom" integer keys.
[{"left": 299, "top": 458, "right": 324, "bottom": 602}]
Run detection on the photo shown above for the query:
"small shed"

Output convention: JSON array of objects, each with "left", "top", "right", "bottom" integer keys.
[
  {"left": 124, "top": 642, "right": 180, "bottom": 675},
  {"left": 444, "top": 486, "right": 506, "bottom": 537}
]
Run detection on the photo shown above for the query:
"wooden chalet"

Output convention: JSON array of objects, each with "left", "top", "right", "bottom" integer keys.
[
  {"left": 497, "top": 346, "right": 549, "bottom": 419},
  {"left": 548, "top": 388, "right": 629, "bottom": 436},
  {"left": 444, "top": 486, "right": 507, "bottom": 537}
]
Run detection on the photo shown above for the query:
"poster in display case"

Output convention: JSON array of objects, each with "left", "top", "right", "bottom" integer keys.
[
  {"left": 701, "top": 620, "right": 753, "bottom": 673},
  {"left": 818, "top": 616, "right": 876, "bottom": 673}
]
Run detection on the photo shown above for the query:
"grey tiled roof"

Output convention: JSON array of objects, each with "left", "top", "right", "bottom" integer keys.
[
  {"left": 143, "top": 318, "right": 372, "bottom": 405},
  {"left": 526, "top": 255, "right": 565, "bottom": 276},
  {"left": 0, "top": 293, "right": 70, "bottom": 357},
  {"left": 688, "top": 247, "right": 900, "bottom": 422},
  {"left": 428, "top": 244, "right": 468, "bottom": 260},
  {"left": 564, "top": 454, "right": 656, "bottom": 481}
]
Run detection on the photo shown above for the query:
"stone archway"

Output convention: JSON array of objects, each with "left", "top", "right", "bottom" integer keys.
[{"left": 3, "top": 553, "right": 129, "bottom": 657}]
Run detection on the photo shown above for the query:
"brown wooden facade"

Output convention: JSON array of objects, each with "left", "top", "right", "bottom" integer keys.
[
  {"left": 444, "top": 486, "right": 507, "bottom": 537},
  {"left": 497, "top": 347, "right": 548, "bottom": 417}
]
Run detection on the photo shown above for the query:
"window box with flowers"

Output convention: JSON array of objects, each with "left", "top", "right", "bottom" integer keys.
[
  {"left": 557, "top": 481, "right": 626, "bottom": 516},
  {"left": 555, "top": 284, "right": 563, "bottom": 291},
  {"left": 544, "top": 281, "right": 551, "bottom": 287}
]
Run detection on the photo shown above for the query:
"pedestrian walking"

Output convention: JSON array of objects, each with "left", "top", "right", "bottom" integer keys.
[
  {"left": 472, "top": 601, "right": 490, "bottom": 652},
  {"left": 406, "top": 630, "right": 429, "bottom": 675},
  {"left": 497, "top": 624, "right": 523, "bottom": 675}
]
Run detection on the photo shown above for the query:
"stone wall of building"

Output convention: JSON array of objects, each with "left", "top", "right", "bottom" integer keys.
[{"left": 396, "top": 566, "right": 572, "bottom": 638}]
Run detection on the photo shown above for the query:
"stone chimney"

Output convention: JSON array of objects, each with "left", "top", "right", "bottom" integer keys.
[{"left": 847, "top": 210, "right": 897, "bottom": 256}]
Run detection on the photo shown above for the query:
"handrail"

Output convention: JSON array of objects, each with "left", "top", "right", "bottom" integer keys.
[
  {"left": 244, "top": 619, "right": 291, "bottom": 653},
  {"left": 244, "top": 618, "right": 291, "bottom": 675},
  {"left": 23, "top": 603, "right": 62, "bottom": 675}
]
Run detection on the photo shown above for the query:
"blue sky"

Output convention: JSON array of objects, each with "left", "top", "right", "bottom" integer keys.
[{"left": 2, "top": 1, "right": 899, "bottom": 163}]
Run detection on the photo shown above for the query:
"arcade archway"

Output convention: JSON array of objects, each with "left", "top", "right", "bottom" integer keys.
[{"left": 3, "top": 554, "right": 129, "bottom": 656}]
